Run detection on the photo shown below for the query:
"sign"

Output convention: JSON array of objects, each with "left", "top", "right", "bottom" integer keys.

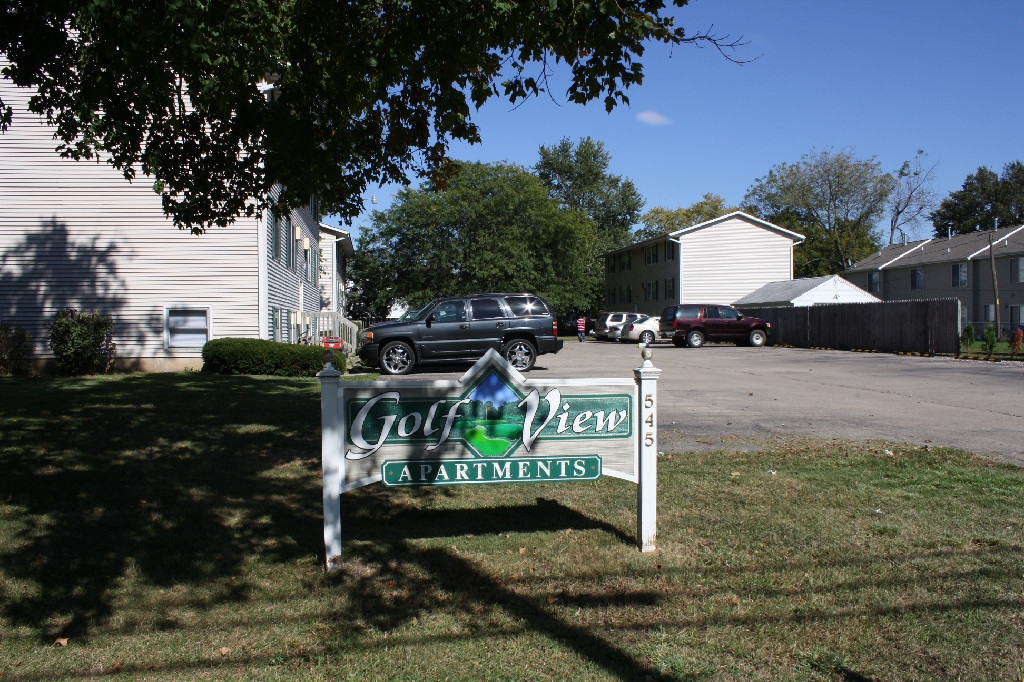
[
  {"left": 337, "top": 350, "right": 636, "bottom": 489},
  {"left": 318, "top": 347, "right": 661, "bottom": 567}
]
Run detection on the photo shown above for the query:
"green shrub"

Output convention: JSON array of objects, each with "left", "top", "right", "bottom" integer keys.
[
  {"left": 202, "top": 338, "right": 345, "bottom": 377},
  {"left": 960, "top": 323, "right": 975, "bottom": 352},
  {"left": 48, "top": 309, "right": 116, "bottom": 375},
  {"left": 0, "top": 322, "right": 33, "bottom": 376},
  {"left": 981, "top": 325, "right": 998, "bottom": 358}
]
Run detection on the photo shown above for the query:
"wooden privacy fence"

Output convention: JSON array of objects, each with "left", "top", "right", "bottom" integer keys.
[{"left": 739, "top": 299, "right": 960, "bottom": 355}]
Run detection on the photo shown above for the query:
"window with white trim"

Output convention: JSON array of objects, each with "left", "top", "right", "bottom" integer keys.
[
  {"left": 165, "top": 307, "right": 210, "bottom": 348},
  {"left": 951, "top": 263, "right": 967, "bottom": 287},
  {"left": 984, "top": 304, "right": 996, "bottom": 322},
  {"left": 867, "top": 272, "right": 880, "bottom": 293},
  {"left": 910, "top": 268, "right": 924, "bottom": 290}
]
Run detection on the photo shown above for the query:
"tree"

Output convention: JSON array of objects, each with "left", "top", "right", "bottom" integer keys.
[
  {"left": 887, "top": 150, "right": 938, "bottom": 244},
  {"left": 350, "top": 161, "right": 594, "bottom": 319},
  {"left": 634, "top": 192, "right": 737, "bottom": 241},
  {"left": 534, "top": 137, "right": 645, "bottom": 251},
  {"left": 743, "top": 148, "right": 891, "bottom": 277},
  {"left": 930, "top": 161, "right": 1024, "bottom": 237},
  {"left": 0, "top": 2, "right": 747, "bottom": 233},
  {"left": 534, "top": 137, "right": 644, "bottom": 312}
]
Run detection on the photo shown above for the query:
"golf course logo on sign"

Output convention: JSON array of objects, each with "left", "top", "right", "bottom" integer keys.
[{"left": 337, "top": 351, "right": 636, "bottom": 489}]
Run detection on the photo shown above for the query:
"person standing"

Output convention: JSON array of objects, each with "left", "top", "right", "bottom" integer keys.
[{"left": 576, "top": 315, "right": 587, "bottom": 342}]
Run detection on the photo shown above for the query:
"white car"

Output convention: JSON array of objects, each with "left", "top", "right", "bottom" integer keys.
[{"left": 620, "top": 315, "right": 661, "bottom": 345}]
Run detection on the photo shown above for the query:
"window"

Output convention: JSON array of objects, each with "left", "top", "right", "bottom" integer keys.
[
  {"left": 607, "top": 287, "right": 616, "bottom": 305},
  {"left": 719, "top": 306, "right": 740, "bottom": 320},
  {"left": 665, "top": 277, "right": 676, "bottom": 299},
  {"left": 703, "top": 306, "right": 721, "bottom": 319},
  {"left": 665, "top": 240, "right": 676, "bottom": 261},
  {"left": 867, "top": 272, "right": 880, "bottom": 293},
  {"left": 910, "top": 268, "right": 924, "bottom": 290},
  {"left": 607, "top": 257, "right": 616, "bottom": 273},
  {"left": 622, "top": 284, "right": 632, "bottom": 303},
  {"left": 268, "top": 210, "right": 281, "bottom": 261},
  {"left": 165, "top": 307, "right": 210, "bottom": 348},
  {"left": 644, "top": 280, "right": 659, "bottom": 301},
  {"left": 1009, "top": 305, "right": 1021, "bottom": 329},
  {"left": 620, "top": 253, "right": 631, "bottom": 271},
  {"left": 505, "top": 295, "right": 548, "bottom": 316},
  {"left": 470, "top": 298, "right": 505, "bottom": 320},
  {"left": 282, "top": 215, "right": 293, "bottom": 269},
  {"left": 951, "top": 263, "right": 967, "bottom": 287},
  {"left": 644, "top": 245, "right": 658, "bottom": 266},
  {"left": 983, "top": 303, "right": 996, "bottom": 322},
  {"left": 433, "top": 300, "right": 466, "bottom": 322},
  {"left": 269, "top": 306, "right": 279, "bottom": 341},
  {"left": 1011, "top": 257, "right": 1023, "bottom": 284}
]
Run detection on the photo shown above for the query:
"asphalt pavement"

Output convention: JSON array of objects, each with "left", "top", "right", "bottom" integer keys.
[{"left": 357, "top": 339, "right": 1024, "bottom": 464}]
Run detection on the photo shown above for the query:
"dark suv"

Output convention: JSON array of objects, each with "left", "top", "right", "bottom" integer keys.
[
  {"left": 358, "top": 293, "right": 563, "bottom": 375},
  {"left": 659, "top": 304, "right": 771, "bottom": 348}
]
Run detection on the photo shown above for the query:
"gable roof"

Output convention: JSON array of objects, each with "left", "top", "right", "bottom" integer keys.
[
  {"left": 669, "top": 211, "right": 805, "bottom": 243},
  {"left": 603, "top": 211, "right": 804, "bottom": 257},
  {"left": 733, "top": 275, "right": 879, "bottom": 306},
  {"left": 846, "top": 225, "right": 1024, "bottom": 272}
]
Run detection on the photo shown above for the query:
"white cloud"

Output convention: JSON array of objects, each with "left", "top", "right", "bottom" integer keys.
[{"left": 636, "top": 110, "right": 672, "bottom": 126}]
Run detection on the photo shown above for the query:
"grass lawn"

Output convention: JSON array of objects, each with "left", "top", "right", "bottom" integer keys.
[{"left": 1, "top": 374, "right": 1022, "bottom": 681}]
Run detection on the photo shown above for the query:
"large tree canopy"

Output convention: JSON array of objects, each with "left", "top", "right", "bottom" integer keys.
[
  {"left": 634, "top": 192, "right": 736, "bottom": 241},
  {"left": 930, "top": 161, "right": 1024, "bottom": 237},
  {"left": 534, "top": 136, "right": 644, "bottom": 312},
  {"left": 349, "top": 161, "right": 594, "bottom": 321},
  {"left": 1, "top": 0, "right": 745, "bottom": 233},
  {"left": 743, "top": 148, "right": 891, "bottom": 277}
]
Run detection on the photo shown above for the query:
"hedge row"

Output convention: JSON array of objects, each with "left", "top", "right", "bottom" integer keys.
[{"left": 202, "top": 338, "right": 345, "bottom": 377}]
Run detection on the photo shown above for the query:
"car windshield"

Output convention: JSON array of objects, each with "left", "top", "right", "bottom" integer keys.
[{"left": 398, "top": 307, "right": 422, "bottom": 321}]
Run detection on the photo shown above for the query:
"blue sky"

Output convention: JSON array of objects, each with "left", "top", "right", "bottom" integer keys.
[{"left": 326, "top": 0, "right": 1024, "bottom": 242}]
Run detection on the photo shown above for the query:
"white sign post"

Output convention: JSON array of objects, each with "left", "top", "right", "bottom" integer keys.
[
  {"left": 634, "top": 347, "right": 662, "bottom": 552},
  {"left": 317, "top": 348, "right": 659, "bottom": 569}
]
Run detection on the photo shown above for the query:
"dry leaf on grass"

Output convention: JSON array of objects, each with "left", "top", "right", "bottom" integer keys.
[
  {"left": 219, "top": 647, "right": 231, "bottom": 657},
  {"left": 53, "top": 638, "right": 68, "bottom": 647}
]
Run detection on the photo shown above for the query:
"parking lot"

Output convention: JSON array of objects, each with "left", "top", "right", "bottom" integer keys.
[{"left": 366, "top": 340, "right": 1024, "bottom": 464}]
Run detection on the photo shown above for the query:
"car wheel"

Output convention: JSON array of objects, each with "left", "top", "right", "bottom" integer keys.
[
  {"left": 672, "top": 336, "right": 687, "bottom": 348},
  {"left": 748, "top": 329, "right": 767, "bottom": 347},
  {"left": 639, "top": 331, "right": 656, "bottom": 345},
  {"left": 502, "top": 339, "right": 537, "bottom": 371},
  {"left": 379, "top": 341, "right": 415, "bottom": 375},
  {"left": 687, "top": 330, "right": 705, "bottom": 348}
]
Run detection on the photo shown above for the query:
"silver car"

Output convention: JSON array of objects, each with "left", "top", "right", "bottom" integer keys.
[{"left": 594, "top": 311, "right": 642, "bottom": 341}]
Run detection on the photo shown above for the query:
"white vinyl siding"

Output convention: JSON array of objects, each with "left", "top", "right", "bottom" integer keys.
[
  {"left": 0, "top": 79, "right": 259, "bottom": 362},
  {"left": 679, "top": 216, "right": 794, "bottom": 304}
]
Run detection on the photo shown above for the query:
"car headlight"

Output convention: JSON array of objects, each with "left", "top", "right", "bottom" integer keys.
[{"left": 360, "top": 330, "right": 373, "bottom": 343}]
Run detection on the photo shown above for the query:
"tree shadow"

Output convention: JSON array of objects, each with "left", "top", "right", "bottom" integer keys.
[
  {"left": 0, "top": 374, "right": 324, "bottom": 641},
  {"left": 0, "top": 217, "right": 142, "bottom": 359}
]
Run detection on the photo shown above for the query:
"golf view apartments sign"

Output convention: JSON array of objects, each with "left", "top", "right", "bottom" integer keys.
[{"left": 318, "top": 348, "right": 661, "bottom": 567}]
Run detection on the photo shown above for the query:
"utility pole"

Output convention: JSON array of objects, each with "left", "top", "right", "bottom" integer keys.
[{"left": 989, "top": 231, "right": 1002, "bottom": 340}]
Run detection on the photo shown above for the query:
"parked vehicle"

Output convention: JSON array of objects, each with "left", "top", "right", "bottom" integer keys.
[
  {"left": 358, "top": 293, "right": 563, "bottom": 375},
  {"left": 659, "top": 304, "right": 771, "bottom": 348},
  {"left": 620, "top": 315, "right": 661, "bottom": 345},
  {"left": 594, "top": 312, "right": 642, "bottom": 341}
]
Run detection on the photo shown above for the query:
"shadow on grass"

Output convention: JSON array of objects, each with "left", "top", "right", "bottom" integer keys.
[{"left": 0, "top": 374, "right": 325, "bottom": 641}]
